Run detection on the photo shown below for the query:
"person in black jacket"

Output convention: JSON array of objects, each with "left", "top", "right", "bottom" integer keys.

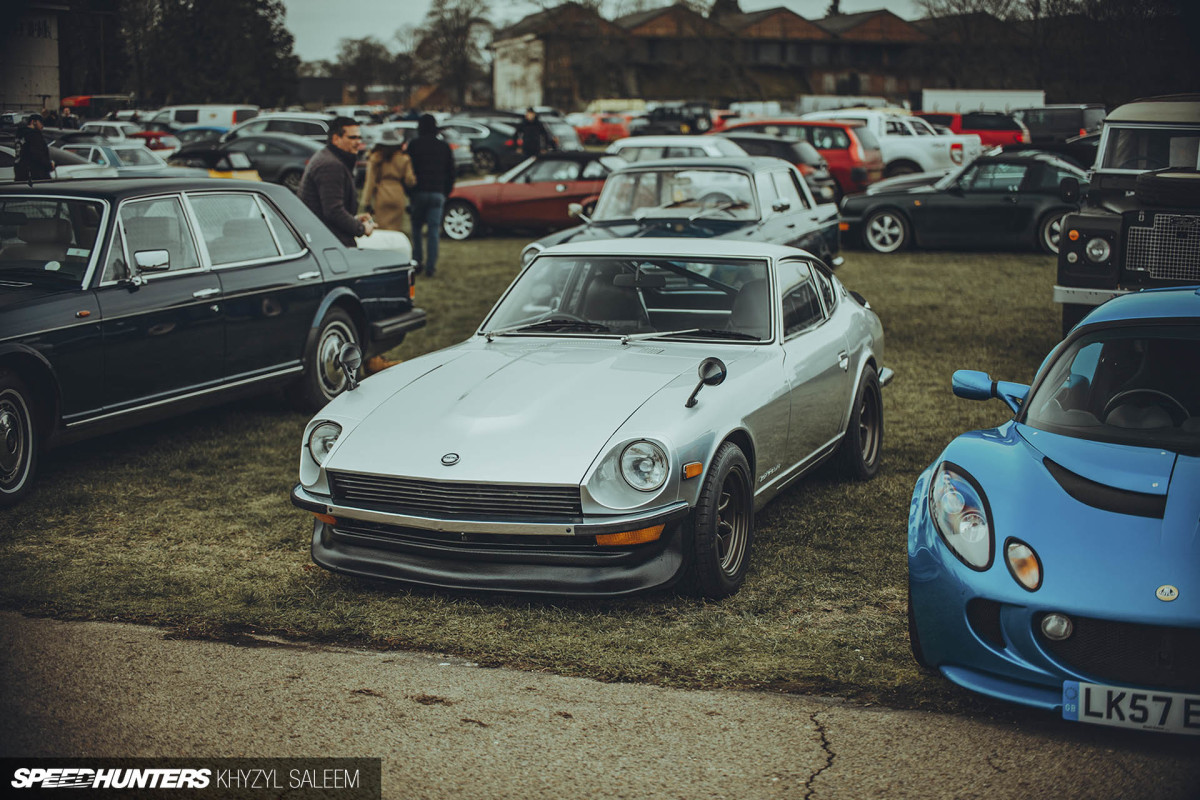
[
  {"left": 405, "top": 114, "right": 455, "bottom": 277},
  {"left": 14, "top": 115, "right": 53, "bottom": 182},
  {"left": 298, "top": 116, "right": 376, "bottom": 247},
  {"left": 514, "top": 108, "right": 553, "bottom": 158}
]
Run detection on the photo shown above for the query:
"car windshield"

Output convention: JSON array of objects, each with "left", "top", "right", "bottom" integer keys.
[
  {"left": 1100, "top": 125, "right": 1200, "bottom": 171},
  {"left": 593, "top": 169, "right": 757, "bottom": 222},
  {"left": 482, "top": 255, "right": 772, "bottom": 340},
  {"left": 1023, "top": 324, "right": 1200, "bottom": 454},
  {"left": 0, "top": 196, "right": 104, "bottom": 286},
  {"left": 114, "top": 147, "right": 166, "bottom": 167}
]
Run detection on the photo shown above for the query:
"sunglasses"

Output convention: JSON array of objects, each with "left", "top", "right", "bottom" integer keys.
[{"left": 343, "top": 135, "right": 363, "bottom": 140}]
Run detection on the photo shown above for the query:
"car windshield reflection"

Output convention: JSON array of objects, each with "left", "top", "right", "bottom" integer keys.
[
  {"left": 482, "top": 255, "right": 772, "bottom": 341},
  {"left": 1024, "top": 324, "right": 1200, "bottom": 453},
  {"left": 0, "top": 197, "right": 103, "bottom": 285},
  {"left": 593, "top": 169, "right": 758, "bottom": 222}
]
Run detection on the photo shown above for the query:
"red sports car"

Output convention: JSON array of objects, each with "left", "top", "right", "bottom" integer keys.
[
  {"left": 571, "top": 113, "right": 630, "bottom": 145},
  {"left": 442, "top": 152, "right": 624, "bottom": 240}
]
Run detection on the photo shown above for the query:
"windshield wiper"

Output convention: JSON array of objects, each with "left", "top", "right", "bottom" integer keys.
[
  {"left": 485, "top": 317, "right": 611, "bottom": 340},
  {"left": 688, "top": 201, "right": 750, "bottom": 222},
  {"left": 633, "top": 197, "right": 696, "bottom": 221},
  {"left": 622, "top": 328, "right": 761, "bottom": 344}
]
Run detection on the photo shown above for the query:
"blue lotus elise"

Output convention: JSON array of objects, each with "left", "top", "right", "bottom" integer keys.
[{"left": 908, "top": 286, "right": 1200, "bottom": 735}]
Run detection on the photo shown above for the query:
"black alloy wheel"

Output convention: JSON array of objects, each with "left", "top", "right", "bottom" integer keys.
[
  {"left": 836, "top": 365, "right": 883, "bottom": 480},
  {"left": 1038, "top": 210, "right": 1066, "bottom": 255},
  {"left": 473, "top": 149, "right": 497, "bottom": 173},
  {"left": 690, "top": 441, "right": 754, "bottom": 598}
]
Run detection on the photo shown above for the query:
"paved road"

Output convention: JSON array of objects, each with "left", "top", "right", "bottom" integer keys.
[{"left": 1, "top": 612, "right": 1196, "bottom": 799}]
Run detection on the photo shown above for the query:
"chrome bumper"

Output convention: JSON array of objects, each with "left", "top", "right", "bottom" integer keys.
[{"left": 1052, "top": 285, "right": 1131, "bottom": 307}]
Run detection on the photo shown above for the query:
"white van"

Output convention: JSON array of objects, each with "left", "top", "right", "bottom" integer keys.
[{"left": 148, "top": 105, "right": 258, "bottom": 129}]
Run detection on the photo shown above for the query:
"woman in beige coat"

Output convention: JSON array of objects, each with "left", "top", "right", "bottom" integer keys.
[{"left": 359, "top": 143, "right": 417, "bottom": 232}]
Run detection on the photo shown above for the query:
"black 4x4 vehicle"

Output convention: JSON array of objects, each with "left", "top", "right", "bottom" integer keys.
[
  {"left": 1055, "top": 94, "right": 1200, "bottom": 334},
  {"left": 629, "top": 102, "right": 713, "bottom": 136}
]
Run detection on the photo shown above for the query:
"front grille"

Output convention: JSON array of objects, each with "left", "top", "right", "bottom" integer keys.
[
  {"left": 332, "top": 520, "right": 600, "bottom": 554},
  {"left": 1125, "top": 212, "right": 1200, "bottom": 281},
  {"left": 1037, "top": 614, "right": 1200, "bottom": 692},
  {"left": 327, "top": 471, "right": 583, "bottom": 519}
]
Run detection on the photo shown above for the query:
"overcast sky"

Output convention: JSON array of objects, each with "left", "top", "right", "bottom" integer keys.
[{"left": 280, "top": 0, "right": 923, "bottom": 63}]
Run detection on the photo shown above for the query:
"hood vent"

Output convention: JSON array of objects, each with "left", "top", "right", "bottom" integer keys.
[{"left": 1043, "top": 458, "right": 1166, "bottom": 519}]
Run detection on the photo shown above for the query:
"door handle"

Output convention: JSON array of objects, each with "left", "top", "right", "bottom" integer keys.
[
  {"left": 192, "top": 287, "right": 220, "bottom": 299},
  {"left": 297, "top": 271, "right": 321, "bottom": 281},
  {"left": 838, "top": 351, "right": 850, "bottom": 371}
]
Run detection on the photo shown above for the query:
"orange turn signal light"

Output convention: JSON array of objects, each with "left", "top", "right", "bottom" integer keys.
[
  {"left": 595, "top": 524, "right": 664, "bottom": 547},
  {"left": 683, "top": 462, "right": 703, "bottom": 480},
  {"left": 312, "top": 512, "right": 337, "bottom": 525},
  {"left": 410, "top": 284, "right": 416, "bottom": 299},
  {"left": 1068, "top": 229, "right": 1080, "bottom": 241},
  {"left": 838, "top": 222, "right": 849, "bottom": 231}
]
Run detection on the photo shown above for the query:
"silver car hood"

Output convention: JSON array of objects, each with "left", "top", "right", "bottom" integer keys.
[{"left": 326, "top": 340, "right": 700, "bottom": 485}]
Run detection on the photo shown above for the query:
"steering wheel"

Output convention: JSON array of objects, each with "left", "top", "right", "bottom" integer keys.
[
  {"left": 1117, "top": 157, "right": 1167, "bottom": 170},
  {"left": 700, "top": 191, "right": 735, "bottom": 209},
  {"left": 1102, "top": 388, "right": 1190, "bottom": 426}
]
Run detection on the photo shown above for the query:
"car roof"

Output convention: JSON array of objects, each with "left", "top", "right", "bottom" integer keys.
[
  {"left": 1106, "top": 94, "right": 1200, "bottom": 124},
  {"left": 245, "top": 112, "right": 332, "bottom": 122},
  {"left": 229, "top": 132, "right": 321, "bottom": 148},
  {"left": 609, "top": 156, "right": 780, "bottom": 173},
  {"left": 0, "top": 177, "right": 290, "bottom": 201},
  {"left": 730, "top": 118, "right": 860, "bottom": 129},
  {"left": 610, "top": 135, "right": 725, "bottom": 146},
  {"left": 1083, "top": 287, "right": 1200, "bottom": 327},
  {"left": 541, "top": 237, "right": 813, "bottom": 261}
]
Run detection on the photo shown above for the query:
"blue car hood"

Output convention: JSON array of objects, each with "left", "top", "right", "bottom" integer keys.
[{"left": 937, "top": 423, "right": 1199, "bottom": 623}]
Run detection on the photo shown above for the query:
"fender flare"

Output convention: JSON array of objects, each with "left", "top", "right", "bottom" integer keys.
[
  {"left": 303, "top": 288, "right": 366, "bottom": 359},
  {"left": 0, "top": 343, "right": 64, "bottom": 439}
]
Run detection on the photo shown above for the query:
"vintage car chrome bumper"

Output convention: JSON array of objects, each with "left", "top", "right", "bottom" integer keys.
[{"left": 292, "top": 484, "right": 693, "bottom": 596}]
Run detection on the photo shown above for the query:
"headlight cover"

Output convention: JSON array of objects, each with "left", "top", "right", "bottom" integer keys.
[
  {"left": 307, "top": 421, "right": 342, "bottom": 467},
  {"left": 1084, "top": 237, "right": 1111, "bottom": 263},
  {"left": 929, "top": 462, "right": 993, "bottom": 570},
  {"left": 620, "top": 440, "right": 669, "bottom": 492}
]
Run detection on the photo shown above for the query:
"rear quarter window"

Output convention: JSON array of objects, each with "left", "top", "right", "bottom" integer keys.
[{"left": 963, "top": 113, "right": 1021, "bottom": 131}]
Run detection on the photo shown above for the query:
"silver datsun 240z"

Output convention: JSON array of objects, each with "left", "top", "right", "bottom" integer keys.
[{"left": 291, "top": 239, "right": 893, "bottom": 598}]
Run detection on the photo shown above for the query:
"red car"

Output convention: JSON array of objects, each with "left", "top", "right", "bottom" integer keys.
[
  {"left": 718, "top": 119, "right": 884, "bottom": 196},
  {"left": 572, "top": 113, "right": 630, "bottom": 145},
  {"left": 913, "top": 111, "right": 1029, "bottom": 147},
  {"left": 128, "top": 130, "right": 182, "bottom": 156},
  {"left": 441, "top": 152, "right": 624, "bottom": 240}
]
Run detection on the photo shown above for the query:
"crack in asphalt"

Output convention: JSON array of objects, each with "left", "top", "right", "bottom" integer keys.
[{"left": 802, "top": 711, "right": 835, "bottom": 800}]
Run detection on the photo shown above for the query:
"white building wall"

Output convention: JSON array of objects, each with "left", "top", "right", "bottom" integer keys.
[
  {"left": 2, "top": 10, "right": 60, "bottom": 111},
  {"left": 493, "top": 34, "right": 544, "bottom": 111}
]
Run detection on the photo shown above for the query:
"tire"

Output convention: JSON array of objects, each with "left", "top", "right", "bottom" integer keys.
[
  {"left": 908, "top": 585, "right": 934, "bottom": 671},
  {"left": 689, "top": 441, "right": 754, "bottom": 599},
  {"left": 862, "top": 209, "right": 909, "bottom": 254},
  {"left": 1037, "top": 210, "right": 1067, "bottom": 255},
  {"left": 1134, "top": 168, "right": 1200, "bottom": 207},
  {"left": 1061, "top": 303, "right": 1090, "bottom": 337},
  {"left": 441, "top": 200, "right": 478, "bottom": 241},
  {"left": 0, "top": 370, "right": 39, "bottom": 507},
  {"left": 473, "top": 149, "right": 497, "bottom": 173},
  {"left": 884, "top": 161, "right": 919, "bottom": 178},
  {"left": 281, "top": 170, "right": 302, "bottom": 193},
  {"left": 835, "top": 365, "right": 883, "bottom": 480},
  {"left": 298, "top": 308, "right": 359, "bottom": 412}
]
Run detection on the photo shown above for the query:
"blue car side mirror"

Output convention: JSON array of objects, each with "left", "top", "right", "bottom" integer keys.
[{"left": 952, "top": 370, "right": 1030, "bottom": 414}]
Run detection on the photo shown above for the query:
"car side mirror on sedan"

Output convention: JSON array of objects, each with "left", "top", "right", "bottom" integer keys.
[
  {"left": 1059, "top": 176, "right": 1080, "bottom": 204},
  {"left": 952, "top": 369, "right": 1030, "bottom": 414},
  {"left": 685, "top": 357, "right": 727, "bottom": 408},
  {"left": 133, "top": 249, "right": 170, "bottom": 272},
  {"left": 338, "top": 343, "right": 363, "bottom": 391}
]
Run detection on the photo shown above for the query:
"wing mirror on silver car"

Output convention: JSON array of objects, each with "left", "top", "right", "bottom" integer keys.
[
  {"left": 685, "top": 357, "right": 727, "bottom": 408},
  {"left": 338, "top": 343, "right": 363, "bottom": 391}
]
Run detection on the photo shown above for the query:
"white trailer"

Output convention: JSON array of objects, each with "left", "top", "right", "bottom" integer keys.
[{"left": 921, "top": 89, "right": 1045, "bottom": 114}]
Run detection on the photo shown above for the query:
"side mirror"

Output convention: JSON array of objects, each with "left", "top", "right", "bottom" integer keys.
[
  {"left": 338, "top": 343, "right": 362, "bottom": 391},
  {"left": 133, "top": 249, "right": 170, "bottom": 272},
  {"left": 952, "top": 369, "right": 1029, "bottom": 414},
  {"left": 685, "top": 357, "right": 727, "bottom": 408},
  {"left": 1059, "top": 176, "right": 1080, "bottom": 204},
  {"left": 567, "top": 202, "right": 583, "bottom": 218}
]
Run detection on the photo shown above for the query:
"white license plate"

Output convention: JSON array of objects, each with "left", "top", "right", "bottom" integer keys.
[{"left": 1062, "top": 681, "right": 1200, "bottom": 735}]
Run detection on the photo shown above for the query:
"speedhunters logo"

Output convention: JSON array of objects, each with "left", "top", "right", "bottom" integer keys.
[
  {"left": 12, "top": 768, "right": 211, "bottom": 789},
  {"left": 2, "top": 759, "right": 381, "bottom": 798}
]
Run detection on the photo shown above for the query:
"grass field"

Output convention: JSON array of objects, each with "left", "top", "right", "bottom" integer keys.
[{"left": 0, "top": 237, "right": 1065, "bottom": 714}]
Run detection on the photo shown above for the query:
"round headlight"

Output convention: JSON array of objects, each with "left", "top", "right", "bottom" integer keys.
[
  {"left": 1084, "top": 237, "right": 1111, "bottom": 263},
  {"left": 307, "top": 421, "right": 342, "bottom": 466},
  {"left": 620, "top": 441, "right": 668, "bottom": 492},
  {"left": 929, "top": 463, "right": 993, "bottom": 570}
]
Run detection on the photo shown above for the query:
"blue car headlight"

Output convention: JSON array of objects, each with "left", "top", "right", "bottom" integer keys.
[{"left": 929, "top": 462, "right": 994, "bottom": 570}]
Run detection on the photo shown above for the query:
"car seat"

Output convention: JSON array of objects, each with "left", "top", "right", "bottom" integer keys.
[
  {"left": 581, "top": 264, "right": 648, "bottom": 333},
  {"left": 2, "top": 218, "right": 72, "bottom": 264},
  {"left": 727, "top": 279, "right": 770, "bottom": 339}
]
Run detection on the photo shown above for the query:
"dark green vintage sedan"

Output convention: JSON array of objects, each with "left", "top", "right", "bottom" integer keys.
[{"left": 0, "top": 178, "right": 425, "bottom": 505}]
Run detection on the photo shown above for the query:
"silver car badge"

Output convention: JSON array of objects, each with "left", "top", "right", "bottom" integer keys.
[
  {"left": 441, "top": 453, "right": 460, "bottom": 466},
  {"left": 1156, "top": 585, "right": 1178, "bottom": 602}
]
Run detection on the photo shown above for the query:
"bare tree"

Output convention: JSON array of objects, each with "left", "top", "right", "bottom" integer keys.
[
  {"left": 414, "top": 0, "right": 493, "bottom": 107},
  {"left": 334, "top": 37, "right": 392, "bottom": 103}
]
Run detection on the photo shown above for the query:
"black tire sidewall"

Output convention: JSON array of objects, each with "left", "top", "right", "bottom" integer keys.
[
  {"left": 691, "top": 441, "right": 754, "bottom": 598},
  {"left": 0, "top": 370, "right": 39, "bottom": 507},
  {"left": 863, "top": 209, "right": 908, "bottom": 253},
  {"left": 838, "top": 365, "right": 883, "bottom": 480},
  {"left": 299, "top": 308, "right": 359, "bottom": 412},
  {"left": 1038, "top": 210, "right": 1066, "bottom": 254}
]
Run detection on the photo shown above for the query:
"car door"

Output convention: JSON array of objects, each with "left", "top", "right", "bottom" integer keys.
[
  {"left": 915, "top": 161, "right": 1031, "bottom": 246},
  {"left": 495, "top": 157, "right": 586, "bottom": 226},
  {"left": 93, "top": 194, "right": 224, "bottom": 412},
  {"left": 186, "top": 191, "right": 323, "bottom": 381},
  {"left": 226, "top": 138, "right": 286, "bottom": 182},
  {"left": 777, "top": 259, "right": 851, "bottom": 466}
]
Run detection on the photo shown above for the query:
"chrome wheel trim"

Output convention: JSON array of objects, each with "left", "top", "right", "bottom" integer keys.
[
  {"left": 866, "top": 213, "right": 904, "bottom": 253},
  {"left": 474, "top": 150, "right": 496, "bottom": 172},
  {"left": 316, "top": 320, "right": 356, "bottom": 400},
  {"left": 443, "top": 205, "right": 475, "bottom": 240},
  {"left": 715, "top": 466, "right": 750, "bottom": 577},
  {"left": 1044, "top": 214, "right": 1063, "bottom": 254},
  {"left": 0, "top": 389, "right": 31, "bottom": 491}
]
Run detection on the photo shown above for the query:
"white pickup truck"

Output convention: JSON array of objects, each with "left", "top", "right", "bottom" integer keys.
[{"left": 803, "top": 109, "right": 984, "bottom": 178}]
